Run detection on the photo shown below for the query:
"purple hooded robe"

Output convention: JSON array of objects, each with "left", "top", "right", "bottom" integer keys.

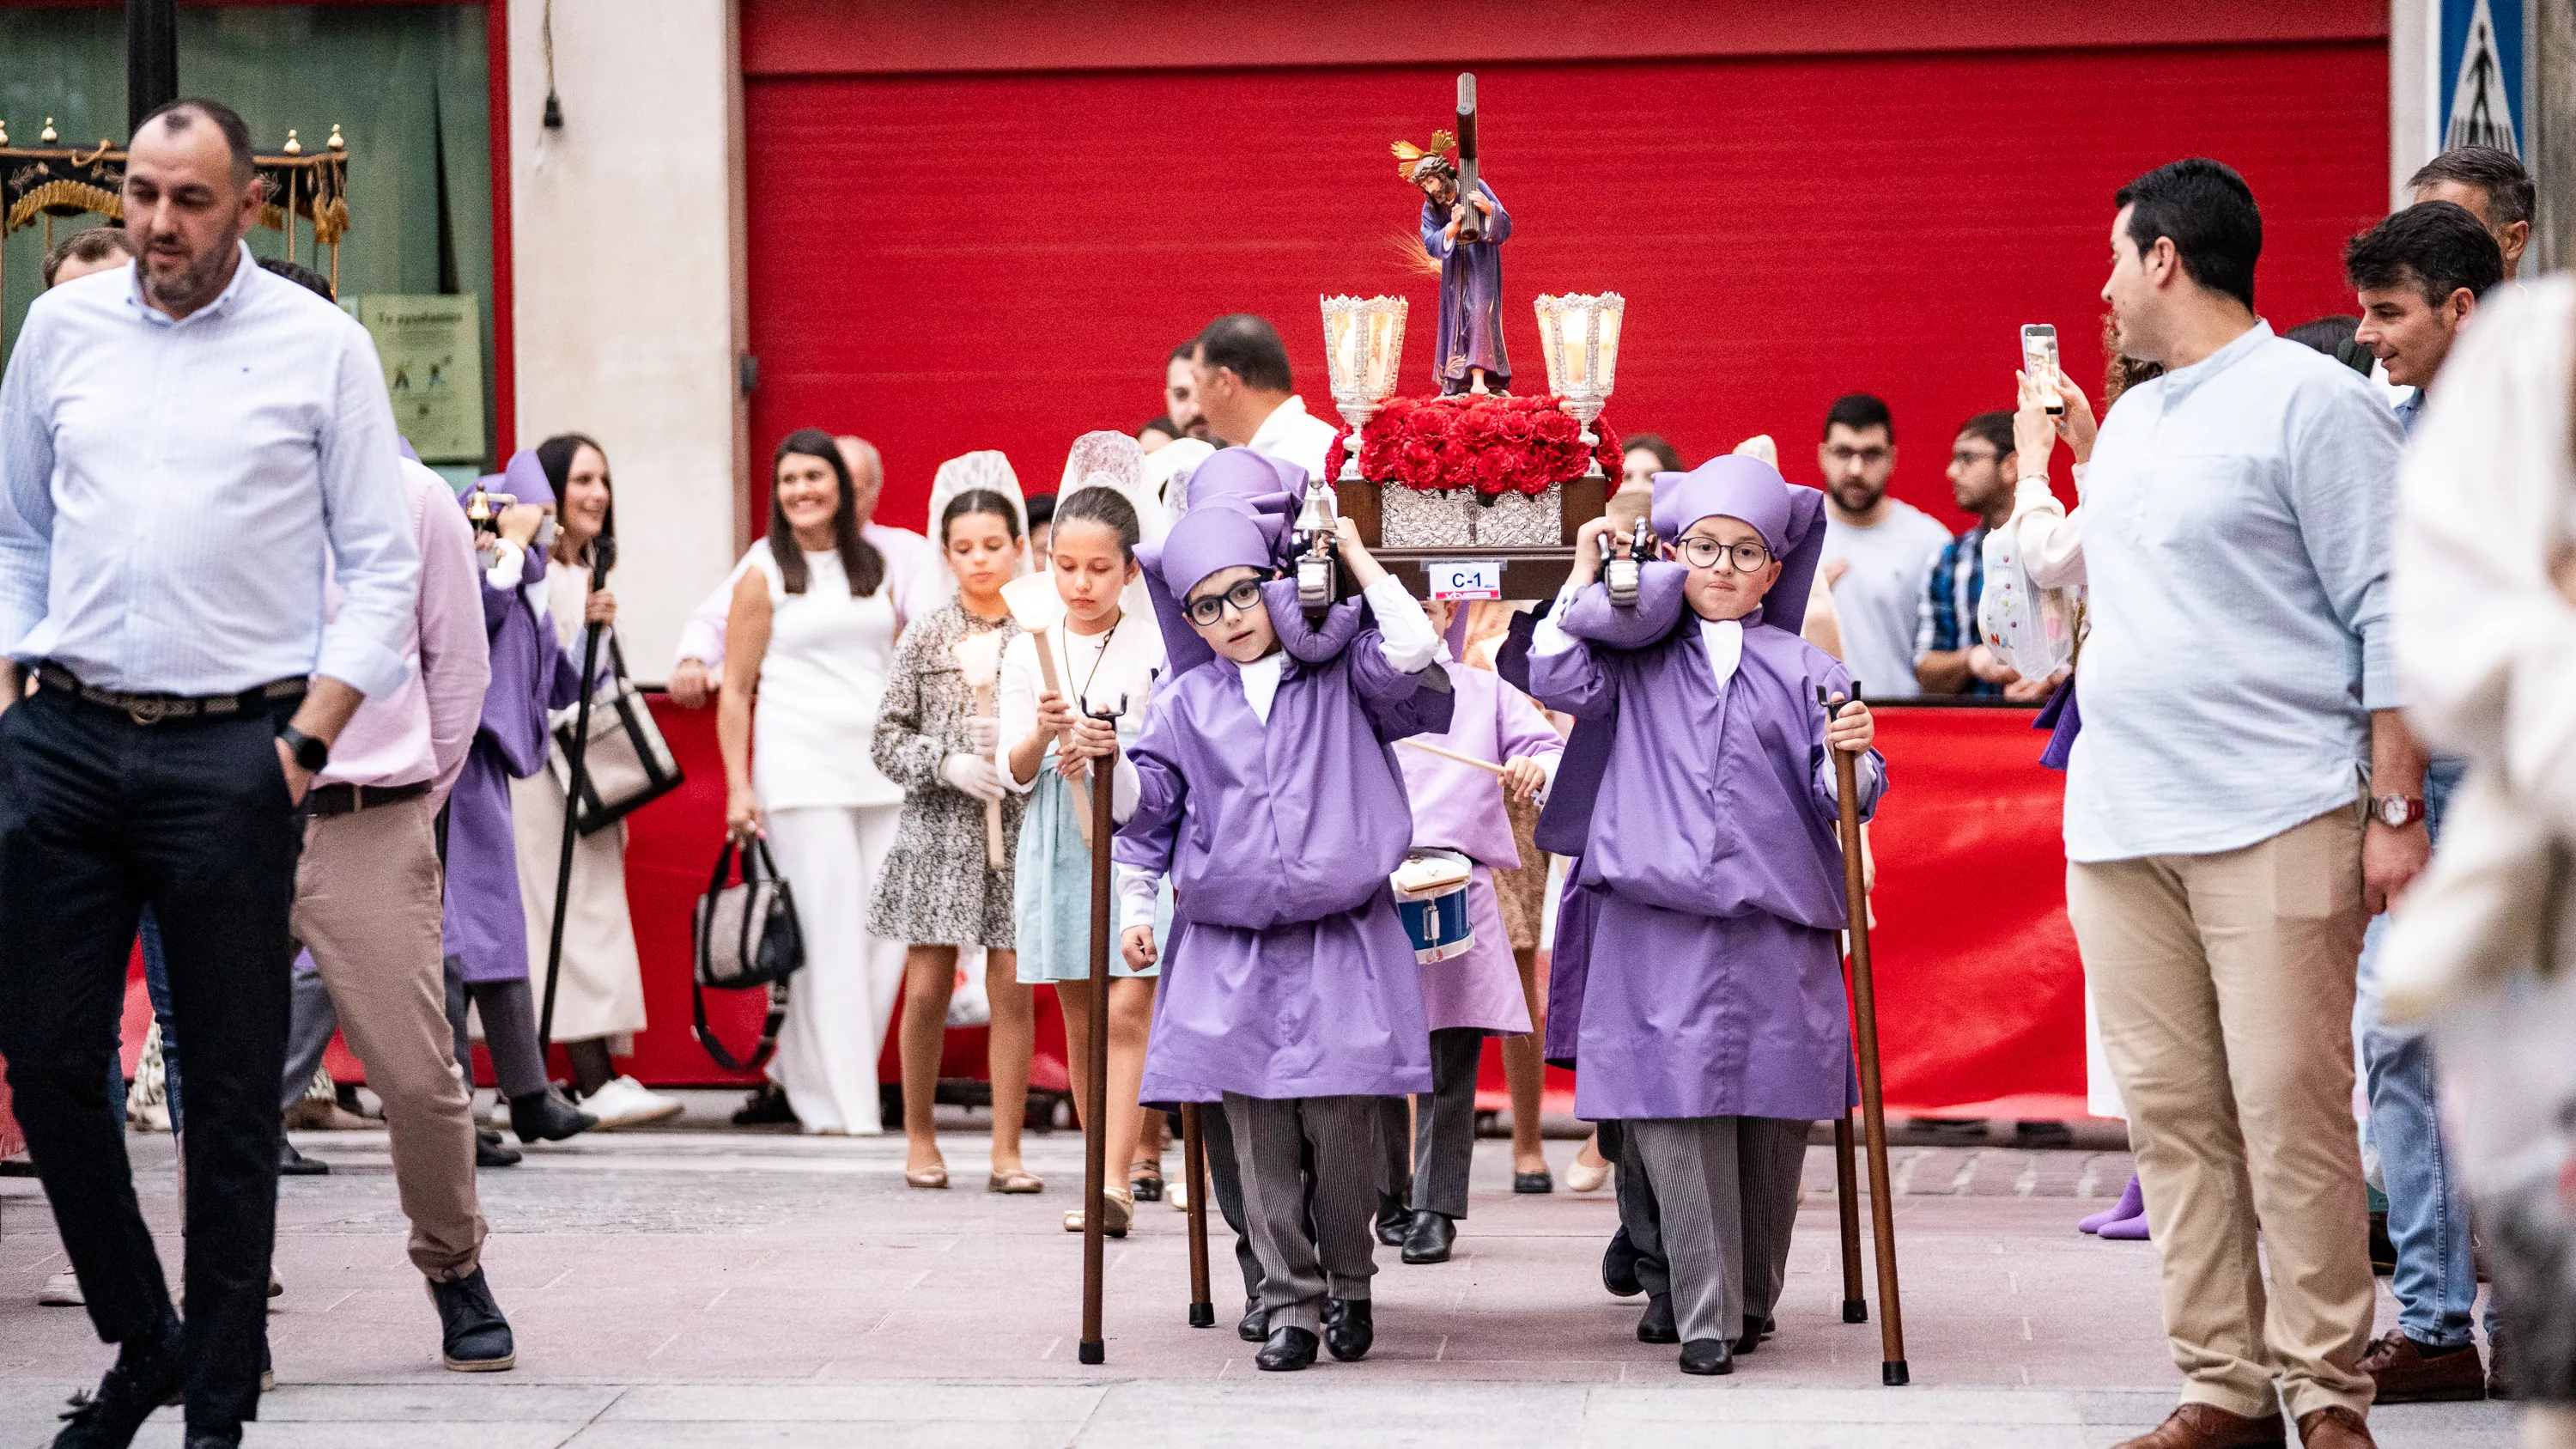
[
  {"left": 443, "top": 450, "right": 587, "bottom": 983},
  {"left": 1526, "top": 457, "right": 1885, "bottom": 1121},
  {"left": 1121, "top": 507, "right": 1451, "bottom": 1101}
]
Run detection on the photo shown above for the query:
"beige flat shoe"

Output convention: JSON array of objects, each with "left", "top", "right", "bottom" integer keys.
[
  {"left": 987, "top": 1168, "right": 1044, "bottom": 1195},
  {"left": 1564, "top": 1154, "right": 1612, "bottom": 1194},
  {"left": 1170, "top": 1178, "right": 1190, "bottom": 1212},
  {"left": 1063, "top": 1187, "right": 1134, "bottom": 1238},
  {"left": 905, "top": 1163, "right": 950, "bottom": 1190}
]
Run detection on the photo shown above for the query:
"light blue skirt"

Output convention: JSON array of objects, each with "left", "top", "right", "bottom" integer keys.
[{"left": 1014, "top": 762, "right": 1170, "bottom": 983}]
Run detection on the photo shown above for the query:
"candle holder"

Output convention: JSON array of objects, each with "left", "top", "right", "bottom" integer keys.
[
  {"left": 1321, "top": 294, "right": 1408, "bottom": 481},
  {"left": 1533, "top": 292, "right": 1625, "bottom": 478}
]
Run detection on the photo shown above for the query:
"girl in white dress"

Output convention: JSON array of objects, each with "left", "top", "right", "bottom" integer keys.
[{"left": 719, "top": 429, "right": 908, "bottom": 1135}]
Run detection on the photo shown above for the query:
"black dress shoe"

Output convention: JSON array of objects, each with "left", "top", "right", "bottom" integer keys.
[
  {"left": 1255, "top": 1324, "right": 1319, "bottom": 1372},
  {"left": 1601, "top": 1226, "right": 1644, "bottom": 1298},
  {"left": 1514, "top": 1170, "right": 1554, "bottom": 1194},
  {"left": 1374, "top": 1192, "right": 1410, "bottom": 1247},
  {"left": 476, "top": 1132, "right": 522, "bottom": 1168},
  {"left": 1321, "top": 1298, "right": 1373, "bottom": 1361},
  {"left": 53, "top": 1312, "right": 184, "bottom": 1447},
  {"left": 1400, "top": 1209, "right": 1455, "bottom": 1265},
  {"left": 730, "top": 1082, "right": 799, "bottom": 1127},
  {"left": 1637, "top": 1292, "right": 1679, "bottom": 1344},
  {"left": 279, "top": 1139, "right": 330, "bottom": 1176},
  {"left": 1735, "top": 1315, "right": 1765, "bottom": 1354},
  {"left": 1129, "top": 1170, "right": 1163, "bottom": 1203},
  {"left": 507, "top": 1087, "right": 596, "bottom": 1145},
  {"left": 1236, "top": 1301, "right": 1271, "bottom": 1343},
  {"left": 428, "top": 1268, "right": 516, "bottom": 1372},
  {"left": 183, "top": 1432, "right": 242, "bottom": 1448},
  {"left": 1679, "top": 1337, "right": 1735, "bottom": 1375}
]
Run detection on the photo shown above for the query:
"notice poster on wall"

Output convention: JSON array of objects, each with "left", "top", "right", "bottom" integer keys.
[{"left": 358, "top": 295, "right": 484, "bottom": 463}]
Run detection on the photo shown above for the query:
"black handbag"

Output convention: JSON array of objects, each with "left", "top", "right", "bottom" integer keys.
[
  {"left": 552, "top": 636, "right": 685, "bottom": 835},
  {"left": 690, "top": 834, "right": 805, "bottom": 1071}
]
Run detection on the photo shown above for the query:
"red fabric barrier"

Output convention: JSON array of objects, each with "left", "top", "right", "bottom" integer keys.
[{"left": 611, "top": 699, "right": 2085, "bottom": 1118}]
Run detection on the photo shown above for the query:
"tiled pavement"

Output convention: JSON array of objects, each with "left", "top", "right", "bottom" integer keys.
[{"left": 0, "top": 1108, "right": 2518, "bottom": 1447}]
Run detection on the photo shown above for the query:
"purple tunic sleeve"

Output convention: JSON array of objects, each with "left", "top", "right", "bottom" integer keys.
[
  {"left": 1494, "top": 680, "right": 1564, "bottom": 764},
  {"left": 1111, "top": 697, "right": 1188, "bottom": 877}
]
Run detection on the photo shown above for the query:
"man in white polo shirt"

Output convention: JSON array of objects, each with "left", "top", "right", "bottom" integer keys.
[{"left": 1189, "top": 313, "right": 1340, "bottom": 484}]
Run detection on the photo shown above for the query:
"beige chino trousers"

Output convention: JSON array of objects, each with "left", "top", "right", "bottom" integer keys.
[
  {"left": 2066, "top": 801, "right": 2375, "bottom": 1422},
  {"left": 292, "top": 795, "right": 487, "bottom": 1280}
]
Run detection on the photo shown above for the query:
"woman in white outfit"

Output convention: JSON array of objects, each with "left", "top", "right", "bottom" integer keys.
[
  {"left": 720, "top": 429, "right": 909, "bottom": 1135},
  {"left": 510, "top": 433, "right": 680, "bottom": 1129}
]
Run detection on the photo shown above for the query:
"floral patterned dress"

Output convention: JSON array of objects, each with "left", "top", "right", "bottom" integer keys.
[{"left": 866, "top": 601, "right": 1026, "bottom": 948}]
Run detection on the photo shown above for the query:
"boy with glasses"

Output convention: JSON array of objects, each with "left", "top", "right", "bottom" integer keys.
[
  {"left": 1528, "top": 454, "right": 1883, "bottom": 1374},
  {"left": 1099, "top": 502, "right": 1448, "bottom": 1372}
]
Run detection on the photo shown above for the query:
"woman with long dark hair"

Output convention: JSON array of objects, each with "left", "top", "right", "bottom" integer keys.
[
  {"left": 718, "top": 429, "right": 904, "bottom": 1135},
  {"left": 507, "top": 434, "right": 679, "bottom": 1128}
]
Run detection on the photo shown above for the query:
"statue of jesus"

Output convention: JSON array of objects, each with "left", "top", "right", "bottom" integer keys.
[{"left": 1395, "top": 137, "right": 1512, "bottom": 395}]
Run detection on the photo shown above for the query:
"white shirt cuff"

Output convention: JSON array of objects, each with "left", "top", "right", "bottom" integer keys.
[
  {"left": 1530, "top": 583, "right": 1583, "bottom": 657},
  {"left": 1109, "top": 755, "right": 1140, "bottom": 824},
  {"left": 483, "top": 538, "right": 528, "bottom": 591},
  {"left": 1365, "top": 575, "right": 1438, "bottom": 673},
  {"left": 1115, "top": 863, "right": 1161, "bottom": 933}
]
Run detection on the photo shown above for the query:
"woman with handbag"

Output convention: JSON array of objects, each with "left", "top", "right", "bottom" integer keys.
[
  {"left": 720, "top": 429, "right": 908, "bottom": 1135},
  {"left": 870, "top": 468, "right": 1038, "bottom": 1192},
  {"left": 509, "top": 434, "right": 682, "bottom": 1129}
]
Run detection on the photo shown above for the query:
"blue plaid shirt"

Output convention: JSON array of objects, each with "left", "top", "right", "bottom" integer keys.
[{"left": 1914, "top": 523, "right": 1995, "bottom": 697}]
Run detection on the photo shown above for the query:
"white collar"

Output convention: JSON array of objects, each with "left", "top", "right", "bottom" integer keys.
[
  {"left": 1696, "top": 617, "right": 1745, "bottom": 693},
  {"left": 1248, "top": 395, "right": 1316, "bottom": 449}
]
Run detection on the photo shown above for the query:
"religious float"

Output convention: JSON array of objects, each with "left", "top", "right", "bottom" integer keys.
[{"left": 1304, "top": 74, "right": 1624, "bottom": 602}]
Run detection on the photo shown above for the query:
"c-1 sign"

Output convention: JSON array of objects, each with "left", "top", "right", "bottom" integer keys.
[{"left": 1430, "top": 559, "right": 1504, "bottom": 601}]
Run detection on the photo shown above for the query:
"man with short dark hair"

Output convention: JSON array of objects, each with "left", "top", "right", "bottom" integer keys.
[
  {"left": 1163, "top": 342, "right": 1210, "bottom": 441},
  {"left": 1913, "top": 411, "right": 2025, "bottom": 697},
  {"left": 2341, "top": 199, "right": 2506, "bottom": 1405},
  {"left": 1189, "top": 314, "right": 1339, "bottom": 481},
  {"left": 2068, "top": 157, "right": 2414, "bottom": 1449},
  {"left": 0, "top": 98, "right": 419, "bottom": 1449},
  {"left": 41, "top": 228, "right": 137, "bottom": 289},
  {"left": 2406, "top": 145, "right": 2532, "bottom": 277},
  {"left": 1817, "top": 393, "right": 1950, "bottom": 700}
]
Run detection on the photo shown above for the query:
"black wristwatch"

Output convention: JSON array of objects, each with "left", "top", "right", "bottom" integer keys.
[{"left": 278, "top": 723, "right": 331, "bottom": 773}]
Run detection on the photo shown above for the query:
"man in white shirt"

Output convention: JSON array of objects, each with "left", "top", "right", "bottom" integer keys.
[
  {"left": 0, "top": 100, "right": 418, "bottom": 1448},
  {"left": 667, "top": 435, "right": 928, "bottom": 708},
  {"left": 1816, "top": 393, "right": 1951, "bottom": 699},
  {"left": 1188, "top": 314, "right": 1339, "bottom": 484},
  {"left": 2066, "top": 158, "right": 2416, "bottom": 1449}
]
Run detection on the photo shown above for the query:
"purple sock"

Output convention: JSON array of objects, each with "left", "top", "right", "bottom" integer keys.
[{"left": 2078, "top": 1172, "right": 2144, "bottom": 1234}]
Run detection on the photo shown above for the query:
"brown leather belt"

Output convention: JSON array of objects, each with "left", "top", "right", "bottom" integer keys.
[
  {"left": 34, "top": 662, "right": 304, "bottom": 726},
  {"left": 304, "top": 780, "right": 431, "bottom": 818}
]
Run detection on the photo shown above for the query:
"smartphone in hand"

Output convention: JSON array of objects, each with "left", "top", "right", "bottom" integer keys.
[{"left": 2020, "top": 324, "right": 2063, "bottom": 416}]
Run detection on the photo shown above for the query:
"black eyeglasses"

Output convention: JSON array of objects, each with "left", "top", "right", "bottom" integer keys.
[
  {"left": 1674, "top": 538, "right": 1774, "bottom": 573},
  {"left": 1183, "top": 577, "right": 1267, "bottom": 627}
]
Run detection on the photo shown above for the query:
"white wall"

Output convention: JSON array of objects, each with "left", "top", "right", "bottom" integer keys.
[{"left": 507, "top": 0, "right": 745, "bottom": 677}]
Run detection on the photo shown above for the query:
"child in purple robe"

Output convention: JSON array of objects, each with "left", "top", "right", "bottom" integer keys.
[
  {"left": 1528, "top": 454, "right": 1885, "bottom": 1376},
  {"left": 1098, "top": 503, "right": 1449, "bottom": 1373},
  {"left": 445, "top": 449, "right": 602, "bottom": 1145},
  {"left": 1377, "top": 601, "right": 1559, "bottom": 1266}
]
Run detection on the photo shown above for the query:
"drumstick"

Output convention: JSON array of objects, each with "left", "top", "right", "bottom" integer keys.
[{"left": 1397, "top": 738, "right": 1508, "bottom": 776}]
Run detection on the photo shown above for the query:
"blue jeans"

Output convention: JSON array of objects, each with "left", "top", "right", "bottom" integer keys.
[
  {"left": 2354, "top": 758, "right": 2491, "bottom": 1346},
  {"left": 106, "top": 908, "right": 183, "bottom": 1135}
]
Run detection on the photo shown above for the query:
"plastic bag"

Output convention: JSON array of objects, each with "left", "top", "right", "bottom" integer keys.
[{"left": 1978, "top": 525, "right": 2077, "bottom": 681}]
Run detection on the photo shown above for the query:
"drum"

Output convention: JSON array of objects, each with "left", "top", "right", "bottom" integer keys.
[{"left": 1391, "top": 849, "right": 1474, "bottom": 965}]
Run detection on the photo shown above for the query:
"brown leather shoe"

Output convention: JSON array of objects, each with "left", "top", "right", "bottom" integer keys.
[
  {"left": 2295, "top": 1406, "right": 2375, "bottom": 1449},
  {"left": 2358, "top": 1330, "right": 2486, "bottom": 1403},
  {"left": 2112, "top": 1403, "right": 2287, "bottom": 1449}
]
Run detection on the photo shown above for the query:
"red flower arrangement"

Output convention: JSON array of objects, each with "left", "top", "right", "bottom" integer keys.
[{"left": 1325, "top": 393, "right": 1623, "bottom": 496}]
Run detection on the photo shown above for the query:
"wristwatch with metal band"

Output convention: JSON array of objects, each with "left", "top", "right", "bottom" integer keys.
[{"left": 2372, "top": 794, "right": 2426, "bottom": 828}]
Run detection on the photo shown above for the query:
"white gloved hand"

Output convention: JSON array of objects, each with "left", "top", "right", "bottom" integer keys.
[
  {"left": 940, "top": 752, "right": 1005, "bottom": 802},
  {"left": 965, "top": 715, "right": 999, "bottom": 754}
]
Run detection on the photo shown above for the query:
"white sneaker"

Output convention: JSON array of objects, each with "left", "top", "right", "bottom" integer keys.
[
  {"left": 39, "top": 1269, "right": 82, "bottom": 1306},
  {"left": 579, "top": 1076, "right": 684, "bottom": 1130}
]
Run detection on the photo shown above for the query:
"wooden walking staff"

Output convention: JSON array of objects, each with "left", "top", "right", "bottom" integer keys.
[
  {"left": 954, "top": 631, "right": 1008, "bottom": 868},
  {"left": 1181, "top": 1103, "right": 1213, "bottom": 1327},
  {"left": 1078, "top": 698, "right": 1122, "bottom": 1365},
  {"left": 1819, "top": 684, "right": 1908, "bottom": 1385}
]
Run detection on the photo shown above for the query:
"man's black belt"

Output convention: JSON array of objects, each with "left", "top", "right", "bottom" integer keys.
[
  {"left": 34, "top": 663, "right": 306, "bottom": 725},
  {"left": 304, "top": 780, "right": 431, "bottom": 818}
]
